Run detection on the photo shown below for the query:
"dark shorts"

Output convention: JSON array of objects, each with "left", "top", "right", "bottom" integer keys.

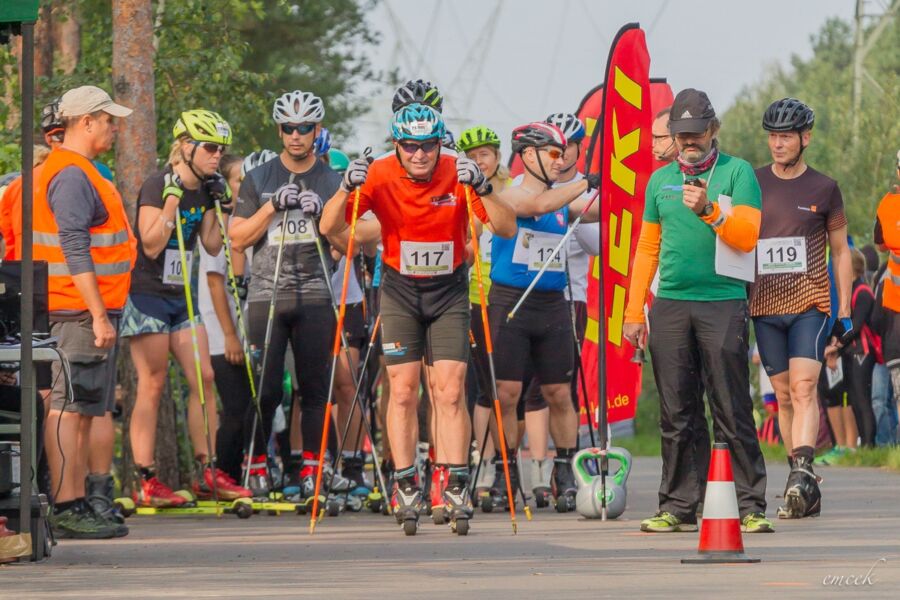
[
  {"left": 488, "top": 283, "right": 573, "bottom": 385},
  {"left": 379, "top": 266, "right": 470, "bottom": 366},
  {"left": 49, "top": 316, "right": 119, "bottom": 417},
  {"left": 119, "top": 292, "right": 197, "bottom": 337},
  {"left": 753, "top": 309, "right": 829, "bottom": 376},
  {"left": 343, "top": 302, "right": 367, "bottom": 350}
]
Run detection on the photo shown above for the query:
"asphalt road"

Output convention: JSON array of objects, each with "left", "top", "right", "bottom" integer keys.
[{"left": 4, "top": 457, "right": 899, "bottom": 599}]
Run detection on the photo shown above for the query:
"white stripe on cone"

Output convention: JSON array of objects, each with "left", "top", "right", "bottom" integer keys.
[{"left": 701, "top": 481, "right": 739, "bottom": 520}]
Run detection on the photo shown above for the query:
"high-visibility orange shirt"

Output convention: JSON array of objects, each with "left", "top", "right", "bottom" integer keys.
[{"left": 346, "top": 151, "right": 489, "bottom": 276}]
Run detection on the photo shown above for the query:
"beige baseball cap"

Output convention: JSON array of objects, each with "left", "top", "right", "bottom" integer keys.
[{"left": 57, "top": 85, "right": 133, "bottom": 118}]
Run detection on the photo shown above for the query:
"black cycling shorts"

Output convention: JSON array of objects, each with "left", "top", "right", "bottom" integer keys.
[
  {"left": 379, "top": 266, "right": 470, "bottom": 366},
  {"left": 753, "top": 309, "right": 829, "bottom": 376},
  {"left": 343, "top": 302, "right": 367, "bottom": 350},
  {"left": 487, "top": 282, "right": 573, "bottom": 385}
]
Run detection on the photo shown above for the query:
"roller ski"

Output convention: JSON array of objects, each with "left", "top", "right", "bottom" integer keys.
[
  {"left": 480, "top": 455, "right": 519, "bottom": 513},
  {"left": 430, "top": 464, "right": 449, "bottom": 525},
  {"left": 777, "top": 456, "right": 822, "bottom": 519},
  {"left": 551, "top": 454, "right": 577, "bottom": 513},
  {"left": 530, "top": 459, "right": 553, "bottom": 509},
  {"left": 392, "top": 482, "right": 424, "bottom": 536},
  {"left": 443, "top": 481, "right": 473, "bottom": 536},
  {"left": 420, "top": 458, "right": 434, "bottom": 516}
]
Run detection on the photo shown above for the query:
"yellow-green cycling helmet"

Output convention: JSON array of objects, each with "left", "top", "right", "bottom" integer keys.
[{"left": 173, "top": 109, "right": 232, "bottom": 145}]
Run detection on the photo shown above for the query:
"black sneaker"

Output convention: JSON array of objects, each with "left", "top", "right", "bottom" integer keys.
[{"left": 50, "top": 500, "right": 128, "bottom": 539}]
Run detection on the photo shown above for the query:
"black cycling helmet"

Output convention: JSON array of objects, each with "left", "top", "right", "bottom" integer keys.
[
  {"left": 762, "top": 98, "right": 815, "bottom": 133},
  {"left": 391, "top": 79, "right": 443, "bottom": 114},
  {"left": 41, "top": 99, "right": 64, "bottom": 134}
]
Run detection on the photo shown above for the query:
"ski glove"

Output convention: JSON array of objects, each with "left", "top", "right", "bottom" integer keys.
[
  {"left": 456, "top": 156, "right": 489, "bottom": 195},
  {"left": 227, "top": 274, "right": 248, "bottom": 301},
  {"left": 271, "top": 182, "right": 302, "bottom": 211},
  {"left": 204, "top": 173, "right": 234, "bottom": 213},
  {"left": 585, "top": 173, "right": 601, "bottom": 192},
  {"left": 341, "top": 158, "right": 370, "bottom": 192},
  {"left": 163, "top": 172, "right": 184, "bottom": 203},
  {"left": 831, "top": 317, "right": 855, "bottom": 345},
  {"left": 298, "top": 190, "right": 323, "bottom": 217}
]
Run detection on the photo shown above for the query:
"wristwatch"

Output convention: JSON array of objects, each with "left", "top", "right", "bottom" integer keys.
[
  {"left": 479, "top": 182, "right": 494, "bottom": 196},
  {"left": 700, "top": 201, "right": 714, "bottom": 217}
]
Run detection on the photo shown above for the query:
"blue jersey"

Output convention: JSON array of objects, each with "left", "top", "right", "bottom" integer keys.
[{"left": 491, "top": 205, "right": 569, "bottom": 291}]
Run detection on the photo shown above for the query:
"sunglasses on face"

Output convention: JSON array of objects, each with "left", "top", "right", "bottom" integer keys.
[
  {"left": 398, "top": 140, "right": 440, "bottom": 154},
  {"left": 280, "top": 123, "right": 316, "bottom": 136},
  {"left": 193, "top": 141, "right": 227, "bottom": 155},
  {"left": 538, "top": 147, "right": 563, "bottom": 160}
]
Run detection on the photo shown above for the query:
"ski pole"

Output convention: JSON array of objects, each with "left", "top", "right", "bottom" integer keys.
[
  {"left": 506, "top": 188, "right": 600, "bottom": 322},
  {"left": 212, "top": 200, "right": 273, "bottom": 493},
  {"left": 565, "top": 267, "right": 599, "bottom": 454},
  {"left": 465, "top": 185, "right": 519, "bottom": 533},
  {"left": 247, "top": 176, "right": 293, "bottom": 496},
  {"left": 173, "top": 205, "right": 220, "bottom": 515},
  {"left": 310, "top": 171, "right": 365, "bottom": 534}
]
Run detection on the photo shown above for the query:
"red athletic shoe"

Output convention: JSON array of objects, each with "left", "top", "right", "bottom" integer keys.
[
  {"left": 134, "top": 476, "right": 189, "bottom": 508},
  {"left": 196, "top": 467, "right": 252, "bottom": 500}
]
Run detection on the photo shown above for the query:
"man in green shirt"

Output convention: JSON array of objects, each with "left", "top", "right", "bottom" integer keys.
[{"left": 623, "top": 88, "right": 772, "bottom": 534}]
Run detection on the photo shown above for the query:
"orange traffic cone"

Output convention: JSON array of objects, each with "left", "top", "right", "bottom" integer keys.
[{"left": 682, "top": 442, "right": 760, "bottom": 564}]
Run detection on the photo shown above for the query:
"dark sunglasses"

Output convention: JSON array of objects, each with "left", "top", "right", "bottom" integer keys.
[
  {"left": 280, "top": 123, "right": 316, "bottom": 136},
  {"left": 398, "top": 140, "right": 440, "bottom": 154},
  {"left": 193, "top": 141, "right": 227, "bottom": 155}
]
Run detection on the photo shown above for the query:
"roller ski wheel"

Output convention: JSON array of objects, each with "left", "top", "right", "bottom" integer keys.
[
  {"left": 480, "top": 493, "right": 494, "bottom": 513},
  {"left": 113, "top": 497, "right": 136, "bottom": 518},
  {"left": 554, "top": 493, "right": 574, "bottom": 513},
  {"left": 450, "top": 517, "right": 469, "bottom": 536},
  {"left": 366, "top": 490, "right": 385, "bottom": 514},
  {"left": 326, "top": 497, "right": 344, "bottom": 517},
  {"left": 533, "top": 488, "right": 551, "bottom": 509},
  {"left": 432, "top": 506, "right": 447, "bottom": 525},
  {"left": 233, "top": 498, "right": 253, "bottom": 519},
  {"left": 402, "top": 518, "right": 418, "bottom": 536}
]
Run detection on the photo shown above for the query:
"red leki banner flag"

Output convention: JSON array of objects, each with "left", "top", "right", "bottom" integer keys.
[{"left": 578, "top": 24, "right": 655, "bottom": 425}]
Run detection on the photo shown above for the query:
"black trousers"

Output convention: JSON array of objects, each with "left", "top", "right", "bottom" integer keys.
[
  {"left": 648, "top": 298, "right": 766, "bottom": 520},
  {"left": 248, "top": 300, "right": 335, "bottom": 455},
  {"left": 212, "top": 354, "right": 254, "bottom": 480}
]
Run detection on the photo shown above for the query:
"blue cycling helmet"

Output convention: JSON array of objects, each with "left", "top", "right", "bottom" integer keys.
[
  {"left": 545, "top": 112, "right": 586, "bottom": 142},
  {"left": 391, "top": 103, "right": 445, "bottom": 142},
  {"left": 314, "top": 127, "right": 332, "bottom": 156}
]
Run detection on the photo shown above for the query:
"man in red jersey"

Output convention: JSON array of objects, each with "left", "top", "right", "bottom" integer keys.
[{"left": 321, "top": 102, "right": 515, "bottom": 533}]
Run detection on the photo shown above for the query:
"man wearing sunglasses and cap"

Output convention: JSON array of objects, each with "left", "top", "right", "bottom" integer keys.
[
  {"left": 229, "top": 90, "right": 344, "bottom": 504},
  {"left": 623, "top": 88, "right": 772, "bottom": 534},
  {"left": 33, "top": 85, "right": 137, "bottom": 539}
]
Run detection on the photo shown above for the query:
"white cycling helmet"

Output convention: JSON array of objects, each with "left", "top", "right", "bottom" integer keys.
[
  {"left": 241, "top": 149, "right": 279, "bottom": 178},
  {"left": 272, "top": 90, "right": 325, "bottom": 124}
]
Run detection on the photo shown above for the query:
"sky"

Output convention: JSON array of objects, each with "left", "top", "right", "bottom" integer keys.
[{"left": 343, "top": 0, "right": 856, "bottom": 155}]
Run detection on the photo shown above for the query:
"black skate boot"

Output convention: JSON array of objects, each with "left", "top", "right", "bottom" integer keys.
[
  {"left": 392, "top": 482, "right": 423, "bottom": 536},
  {"left": 443, "top": 481, "right": 474, "bottom": 536},
  {"left": 551, "top": 453, "right": 577, "bottom": 513},
  {"left": 85, "top": 473, "right": 126, "bottom": 525},
  {"left": 481, "top": 453, "right": 519, "bottom": 513},
  {"left": 779, "top": 456, "right": 821, "bottom": 519}
]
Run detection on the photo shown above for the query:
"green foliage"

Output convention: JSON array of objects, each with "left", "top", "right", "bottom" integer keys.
[
  {"left": 721, "top": 17, "right": 900, "bottom": 243},
  {"left": 0, "top": 0, "right": 380, "bottom": 172}
]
